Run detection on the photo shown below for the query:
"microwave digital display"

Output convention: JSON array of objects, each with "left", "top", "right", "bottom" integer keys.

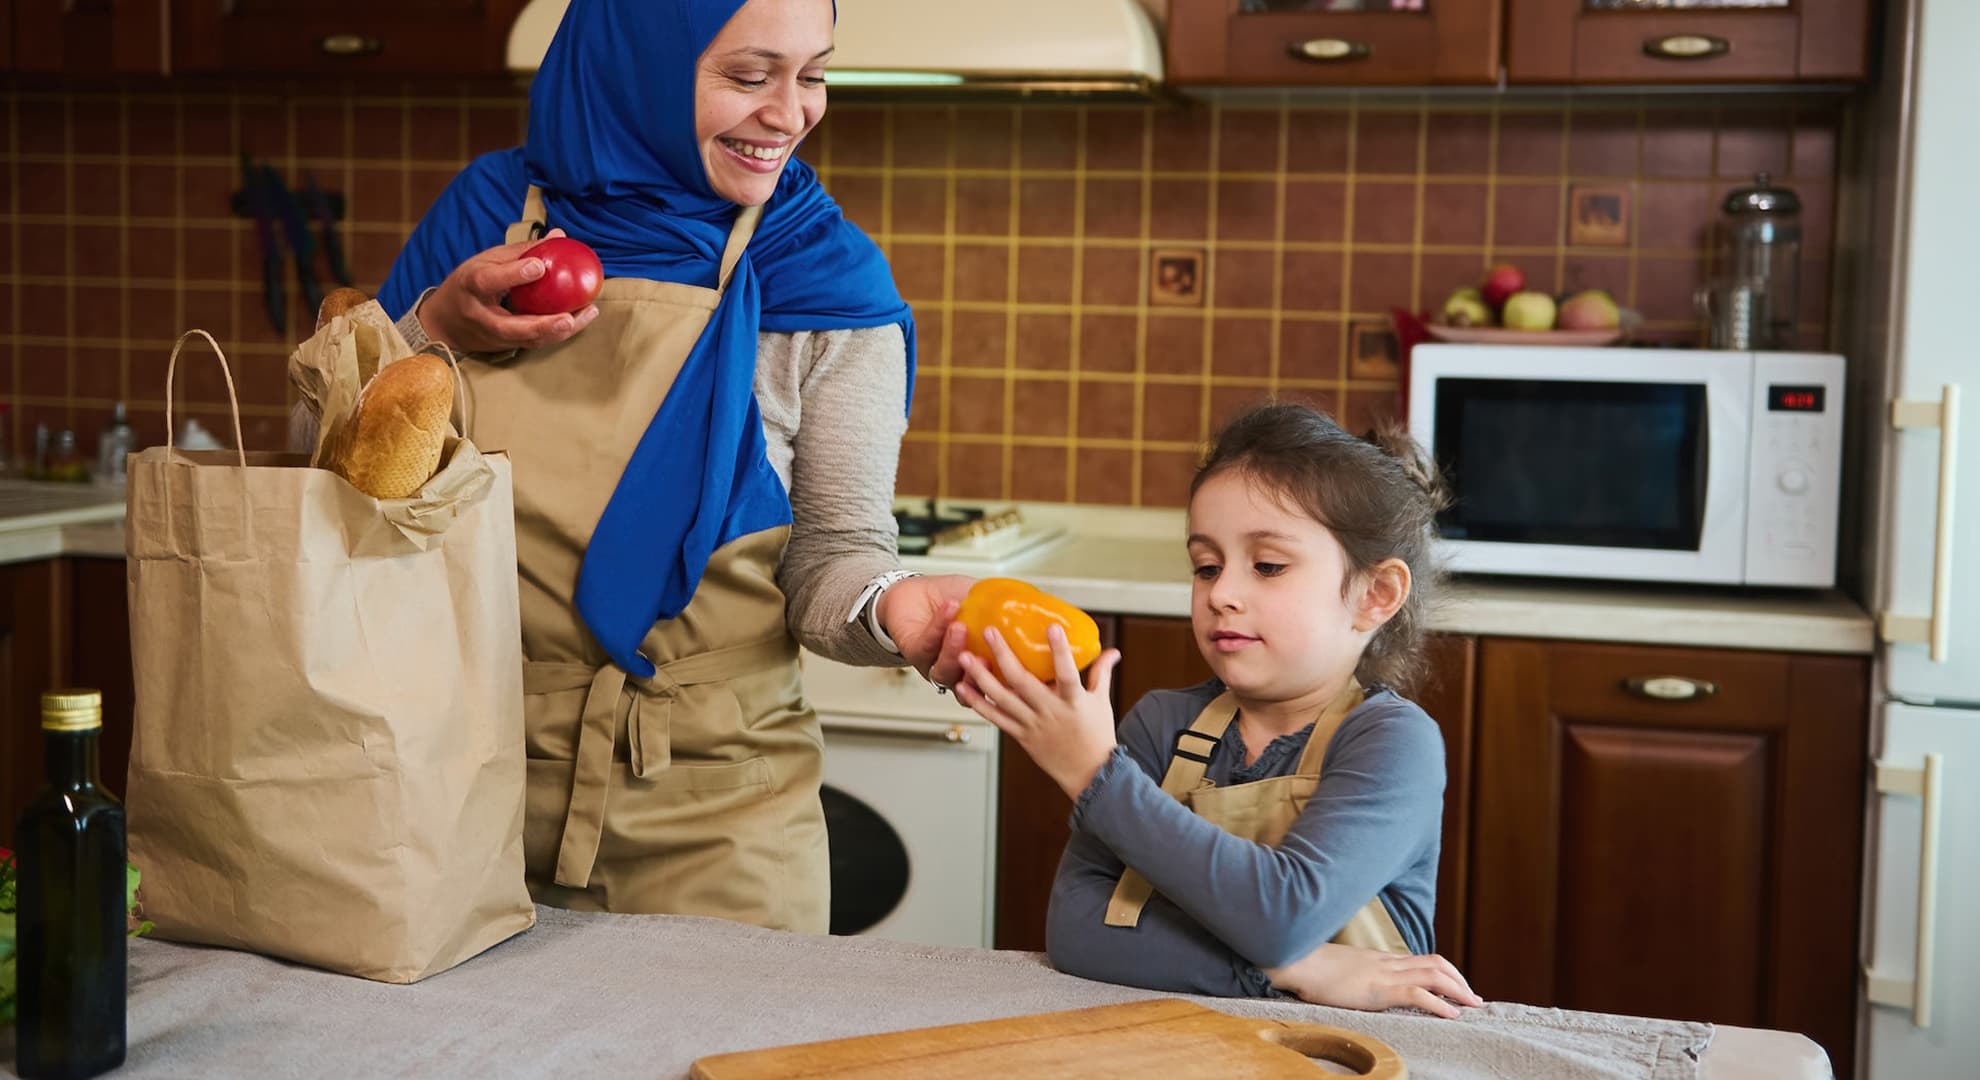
[
  {"left": 1768, "top": 385, "right": 1827, "bottom": 412},
  {"left": 1433, "top": 378, "right": 1708, "bottom": 551}
]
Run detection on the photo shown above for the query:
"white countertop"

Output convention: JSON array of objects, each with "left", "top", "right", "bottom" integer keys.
[
  {"left": 0, "top": 479, "right": 127, "bottom": 563},
  {"left": 3, "top": 486, "right": 1876, "bottom": 655},
  {"left": 905, "top": 501, "right": 1877, "bottom": 656}
]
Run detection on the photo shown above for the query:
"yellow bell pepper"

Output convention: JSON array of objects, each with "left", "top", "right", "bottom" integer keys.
[{"left": 958, "top": 577, "right": 1102, "bottom": 683}]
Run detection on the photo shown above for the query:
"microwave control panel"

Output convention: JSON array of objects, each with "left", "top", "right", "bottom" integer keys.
[{"left": 1746, "top": 353, "right": 1846, "bottom": 586}]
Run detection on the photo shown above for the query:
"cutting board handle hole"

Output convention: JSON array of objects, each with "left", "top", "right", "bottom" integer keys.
[{"left": 1261, "top": 1026, "right": 1405, "bottom": 1078}]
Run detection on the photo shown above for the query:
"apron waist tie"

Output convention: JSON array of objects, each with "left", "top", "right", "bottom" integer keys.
[{"left": 530, "top": 634, "right": 799, "bottom": 889}]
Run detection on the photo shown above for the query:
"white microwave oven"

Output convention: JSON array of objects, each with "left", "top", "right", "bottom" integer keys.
[{"left": 1406, "top": 344, "right": 1844, "bottom": 588}]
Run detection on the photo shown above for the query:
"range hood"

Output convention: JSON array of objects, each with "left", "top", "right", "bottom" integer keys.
[{"left": 506, "top": 0, "right": 1165, "bottom": 99}]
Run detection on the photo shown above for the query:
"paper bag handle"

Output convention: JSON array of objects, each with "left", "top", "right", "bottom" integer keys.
[
  {"left": 165, "top": 329, "right": 249, "bottom": 467},
  {"left": 422, "top": 342, "right": 473, "bottom": 438}
]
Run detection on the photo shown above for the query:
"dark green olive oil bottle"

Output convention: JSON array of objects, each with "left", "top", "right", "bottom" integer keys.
[{"left": 14, "top": 689, "right": 127, "bottom": 1080}]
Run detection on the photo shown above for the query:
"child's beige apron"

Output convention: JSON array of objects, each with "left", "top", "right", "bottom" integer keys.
[
  {"left": 457, "top": 186, "right": 827, "bottom": 932},
  {"left": 1104, "top": 682, "right": 1411, "bottom": 954}
]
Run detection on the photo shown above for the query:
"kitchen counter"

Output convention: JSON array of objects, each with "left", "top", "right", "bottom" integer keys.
[
  {"left": 936, "top": 503, "right": 1877, "bottom": 656},
  {"left": 6, "top": 489, "right": 1876, "bottom": 655},
  {"left": 0, "top": 479, "right": 125, "bottom": 563},
  {"left": 0, "top": 906, "right": 1825, "bottom": 1080}
]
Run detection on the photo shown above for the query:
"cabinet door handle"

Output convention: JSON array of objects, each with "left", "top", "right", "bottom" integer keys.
[
  {"left": 1642, "top": 34, "right": 1731, "bottom": 61},
  {"left": 319, "top": 33, "right": 384, "bottom": 58},
  {"left": 1621, "top": 675, "right": 1718, "bottom": 702},
  {"left": 820, "top": 716, "right": 974, "bottom": 745},
  {"left": 1288, "top": 38, "right": 1371, "bottom": 64},
  {"left": 1882, "top": 385, "right": 1961, "bottom": 663},
  {"left": 1864, "top": 754, "right": 1943, "bottom": 1029}
]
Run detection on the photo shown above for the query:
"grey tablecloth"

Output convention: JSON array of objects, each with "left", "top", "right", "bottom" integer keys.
[{"left": 3, "top": 907, "right": 1830, "bottom": 1079}]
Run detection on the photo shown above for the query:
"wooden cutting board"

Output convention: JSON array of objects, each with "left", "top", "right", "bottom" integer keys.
[{"left": 690, "top": 998, "right": 1406, "bottom": 1079}]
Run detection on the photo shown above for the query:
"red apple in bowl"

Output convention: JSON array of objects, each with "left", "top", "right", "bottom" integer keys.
[
  {"left": 508, "top": 237, "right": 604, "bottom": 315},
  {"left": 1480, "top": 264, "right": 1526, "bottom": 310}
]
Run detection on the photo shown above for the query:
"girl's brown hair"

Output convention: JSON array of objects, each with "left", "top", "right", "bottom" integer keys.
[{"left": 1190, "top": 402, "right": 1450, "bottom": 693}]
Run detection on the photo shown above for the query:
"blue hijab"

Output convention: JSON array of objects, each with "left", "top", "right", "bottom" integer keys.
[{"left": 380, "top": 0, "right": 914, "bottom": 679}]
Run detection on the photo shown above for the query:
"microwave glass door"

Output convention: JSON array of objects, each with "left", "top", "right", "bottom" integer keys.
[{"left": 1434, "top": 378, "right": 1709, "bottom": 550}]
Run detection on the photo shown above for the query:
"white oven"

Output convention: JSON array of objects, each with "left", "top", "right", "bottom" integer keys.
[
  {"left": 1406, "top": 344, "right": 1845, "bottom": 587},
  {"left": 802, "top": 652, "right": 1000, "bottom": 949}
]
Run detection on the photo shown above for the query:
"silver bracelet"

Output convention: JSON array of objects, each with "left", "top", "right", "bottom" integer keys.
[{"left": 846, "top": 569, "right": 921, "bottom": 655}]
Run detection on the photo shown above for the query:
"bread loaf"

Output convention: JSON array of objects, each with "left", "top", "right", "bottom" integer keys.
[
  {"left": 332, "top": 353, "right": 454, "bottom": 499},
  {"left": 315, "top": 287, "right": 372, "bottom": 331}
]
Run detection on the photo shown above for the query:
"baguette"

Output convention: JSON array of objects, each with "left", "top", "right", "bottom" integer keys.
[
  {"left": 315, "top": 287, "right": 371, "bottom": 331},
  {"left": 332, "top": 353, "right": 454, "bottom": 499}
]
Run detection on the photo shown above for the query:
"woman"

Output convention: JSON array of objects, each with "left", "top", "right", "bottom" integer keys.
[{"left": 374, "top": 0, "right": 971, "bottom": 932}]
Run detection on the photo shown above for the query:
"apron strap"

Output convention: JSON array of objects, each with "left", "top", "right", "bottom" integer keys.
[
  {"left": 506, "top": 185, "right": 550, "bottom": 246},
  {"left": 1292, "top": 681, "right": 1365, "bottom": 777},
  {"left": 550, "top": 633, "right": 799, "bottom": 889},
  {"left": 718, "top": 205, "right": 762, "bottom": 291},
  {"left": 1103, "top": 693, "right": 1237, "bottom": 927},
  {"left": 503, "top": 187, "right": 760, "bottom": 289}
]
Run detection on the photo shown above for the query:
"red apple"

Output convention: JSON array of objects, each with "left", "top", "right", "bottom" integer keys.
[
  {"left": 1480, "top": 264, "right": 1526, "bottom": 310},
  {"left": 508, "top": 237, "right": 604, "bottom": 315}
]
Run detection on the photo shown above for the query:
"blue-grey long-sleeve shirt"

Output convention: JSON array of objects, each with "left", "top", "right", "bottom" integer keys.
[{"left": 1044, "top": 680, "right": 1444, "bottom": 998}]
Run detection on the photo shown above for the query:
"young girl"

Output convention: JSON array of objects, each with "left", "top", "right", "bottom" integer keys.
[{"left": 955, "top": 402, "right": 1482, "bottom": 1017}]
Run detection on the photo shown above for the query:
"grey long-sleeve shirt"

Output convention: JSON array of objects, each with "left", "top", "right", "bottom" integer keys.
[{"left": 1046, "top": 680, "right": 1444, "bottom": 998}]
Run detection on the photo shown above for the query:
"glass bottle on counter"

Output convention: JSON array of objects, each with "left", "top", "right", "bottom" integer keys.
[{"left": 14, "top": 689, "right": 128, "bottom": 1080}]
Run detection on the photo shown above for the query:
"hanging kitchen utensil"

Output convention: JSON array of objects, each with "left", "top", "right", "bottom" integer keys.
[
  {"left": 306, "top": 172, "right": 354, "bottom": 288},
  {"left": 262, "top": 166, "right": 324, "bottom": 319},
  {"left": 239, "top": 154, "right": 286, "bottom": 335}
]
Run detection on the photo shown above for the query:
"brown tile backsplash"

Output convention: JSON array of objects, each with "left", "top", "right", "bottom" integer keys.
[{"left": 1, "top": 89, "right": 1840, "bottom": 506}]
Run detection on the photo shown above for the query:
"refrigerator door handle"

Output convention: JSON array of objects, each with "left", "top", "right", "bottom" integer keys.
[
  {"left": 1881, "top": 384, "right": 1961, "bottom": 662},
  {"left": 1864, "top": 753, "right": 1944, "bottom": 1029}
]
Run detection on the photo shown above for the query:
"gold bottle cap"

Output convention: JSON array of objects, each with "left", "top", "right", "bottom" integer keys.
[{"left": 42, "top": 688, "right": 103, "bottom": 732}]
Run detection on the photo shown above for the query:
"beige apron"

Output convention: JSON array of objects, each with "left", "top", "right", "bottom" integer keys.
[
  {"left": 1104, "top": 683, "right": 1410, "bottom": 954},
  {"left": 457, "top": 186, "right": 827, "bottom": 932}
]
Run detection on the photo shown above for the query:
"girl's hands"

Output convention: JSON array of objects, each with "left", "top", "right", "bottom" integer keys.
[
  {"left": 956, "top": 623, "right": 1122, "bottom": 800},
  {"left": 416, "top": 228, "right": 601, "bottom": 353},
  {"left": 1262, "top": 943, "right": 1483, "bottom": 1019},
  {"left": 876, "top": 574, "right": 974, "bottom": 693}
]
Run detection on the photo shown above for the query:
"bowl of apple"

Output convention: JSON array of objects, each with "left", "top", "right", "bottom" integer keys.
[{"left": 1425, "top": 263, "right": 1627, "bottom": 346}]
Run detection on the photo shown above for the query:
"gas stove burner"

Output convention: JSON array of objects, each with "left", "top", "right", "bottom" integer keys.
[
  {"left": 894, "top": 499, "right": 995, "bottom": 555},
  {"left": 931, "top": 507, "right": 1023, "bottom": 547}
]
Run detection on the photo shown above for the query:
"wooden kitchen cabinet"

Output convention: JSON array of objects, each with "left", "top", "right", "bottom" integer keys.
[
  {"left": 68, "top": 558, "right": 134, "bottom": 807},
  {"left": 1507, "top": 0, "right": 1873, "bottom": 85},
  {"left": 1468, "top": 638, "right": 1867, "bottom": 1075},
  {"left": 1, "top": 558, "right": 133, "bottom": 849},
  {"left": 1166, "top": 0, "right": 1503, "bottom": 87},
  {"left": 2, "top": 560, "right": 64, "bottom": 848},
  {"left": 9, "top": 0, "right": 171, "bottom": 75},
  {"left": 173, "top": 0, "right": 528, "bottom": 76},
  {"left": 995, "top": 614, "right": 1477, "bottom": 968}
]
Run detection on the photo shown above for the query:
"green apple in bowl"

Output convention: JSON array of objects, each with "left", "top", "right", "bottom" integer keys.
[
  {"left": 1440, "top": 287, "right": 1493, "bottom": 327},
  {"left": 1501, "top": 290, "right": 1558, "bottom": 331}
]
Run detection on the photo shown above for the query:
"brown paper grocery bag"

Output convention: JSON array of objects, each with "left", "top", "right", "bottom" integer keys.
[{"left": 126, "top": 330, "right": 534, "bottom": 983}]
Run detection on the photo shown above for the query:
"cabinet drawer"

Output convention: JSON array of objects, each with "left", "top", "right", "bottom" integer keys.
[
  {"left": 799, "top": 652, "right": 955, "bottom": 721},
  {"left": 1573, "top": 13, "right": 1799, "bottom": 84},
  {"left": 1533, "top": 640, "right": 1789, "bottom": 727},
  {"left": 1166, "top": 0, "right": 1500, "bottom": 87},
  {"left": 1226, "top": 13, "right": 1442, "bottom": 86}
]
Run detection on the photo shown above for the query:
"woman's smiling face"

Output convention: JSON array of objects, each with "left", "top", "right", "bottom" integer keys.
[{"left": 695, "top": 0, "right": 834, "bottom": 206}]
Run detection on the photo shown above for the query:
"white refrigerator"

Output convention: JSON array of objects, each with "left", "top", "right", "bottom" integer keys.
[{"left": 1855, "top": 0, "right": 1980, "bottom": 1075}]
